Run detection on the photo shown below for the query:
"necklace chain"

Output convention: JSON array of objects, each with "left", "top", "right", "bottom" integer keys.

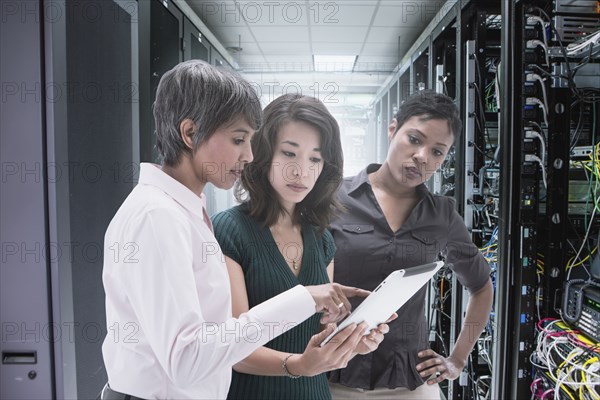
[{"left": 270, "top": 225, "right": 302, "bottom": 270}]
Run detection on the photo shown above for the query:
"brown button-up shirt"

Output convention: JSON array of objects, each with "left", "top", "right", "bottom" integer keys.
[{"left": 329, "top": 164, "right": 491, "bottom": 390}]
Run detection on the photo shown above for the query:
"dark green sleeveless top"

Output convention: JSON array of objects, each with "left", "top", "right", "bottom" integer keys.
[{"left": 212, "top": 205, "right": 335, "bottom": 400}]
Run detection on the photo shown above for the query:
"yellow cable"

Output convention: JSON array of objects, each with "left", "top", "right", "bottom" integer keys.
[
  {"left": 479, "top": 243, "right": 497, "bottom": 251},
  {"left": 556, "top": 350, "right": 579, "bottom": 398},
  {"left": 559, "top": 383, "right": 576, "bottom": 400},
  {"left": 582, "top": 357, "right": 600, "bottom": 400},
  {"left": 579, "top": 363, "right": 584, "bottom": 400},
  {"left": 566, "top": 246, "right": 598, "bottom": 270}
]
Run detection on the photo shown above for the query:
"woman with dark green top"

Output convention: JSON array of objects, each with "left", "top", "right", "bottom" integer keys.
[{"left": 212, "top": 94, "right": 393, "bottom": 400}]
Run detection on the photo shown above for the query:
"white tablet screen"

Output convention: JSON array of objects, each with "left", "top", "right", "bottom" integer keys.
[{"left": 320, "top": 261, "right": 444, "bottom": 346}]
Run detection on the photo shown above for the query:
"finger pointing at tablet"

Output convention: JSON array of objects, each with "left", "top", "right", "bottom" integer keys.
[{"left": 305, "top": 283, "right": 371, "bottom": 324}]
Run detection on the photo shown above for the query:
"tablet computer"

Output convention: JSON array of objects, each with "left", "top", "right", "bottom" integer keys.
[{"left": 320, "top": 261, "right": 444, "bottom": 346}]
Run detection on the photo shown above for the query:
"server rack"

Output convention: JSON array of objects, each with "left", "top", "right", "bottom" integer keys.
[{"left": 494, "top": 0, "right": 599, "bottom": 398}]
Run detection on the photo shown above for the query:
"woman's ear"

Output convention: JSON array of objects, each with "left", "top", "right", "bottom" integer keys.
[
  {"left": 179, "top": 119, "right": 197, "bottom": 150},
  {"left": 388, "top": 118, "right": 398, "bottom": 141}
]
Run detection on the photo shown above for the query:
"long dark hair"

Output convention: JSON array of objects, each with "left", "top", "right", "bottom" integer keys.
[{"left": 236, "top": 94, "right": 343, "bottom": 231}]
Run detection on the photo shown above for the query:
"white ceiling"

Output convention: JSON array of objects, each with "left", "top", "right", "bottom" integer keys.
[{"left": 186, "top": 0, "right": 444, "bottom": 112}]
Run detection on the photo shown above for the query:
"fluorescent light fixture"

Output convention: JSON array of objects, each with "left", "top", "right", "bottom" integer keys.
[{"left": 313, "top": 55, "right": 357, "bottom": 72}]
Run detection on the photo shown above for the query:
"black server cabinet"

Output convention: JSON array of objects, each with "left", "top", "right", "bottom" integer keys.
[
  {"left": 61, "top": 1, "right": 140, "bottom": 397},
  {"left": 212, "top": 46, "right": 228, "bottom": 68},
  {"left": 494, "top": 0, "right": 599, "bottom": 397},
  {"left": 139, "top": 0, "right": 183, "bottom": 163},
  {"left": 184, "top": 17, "right": 210, "bottom": 62}
]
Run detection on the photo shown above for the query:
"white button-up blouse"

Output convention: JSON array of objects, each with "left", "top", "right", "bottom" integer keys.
[{"left": 102, "top": 163, "right": 316, "bottom": 399}]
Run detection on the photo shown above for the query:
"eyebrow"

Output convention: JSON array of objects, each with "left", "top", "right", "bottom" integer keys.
[
  {"left": 281, "top": 140, "right": 321, "bottom": 152},
  {"left": 408, "top": 129, "right": 448, "bottom": 148}
]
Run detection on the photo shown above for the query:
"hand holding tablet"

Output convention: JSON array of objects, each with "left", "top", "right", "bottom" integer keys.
[{"left": 320, "top": 261, "right": 444, "bottom": 347}]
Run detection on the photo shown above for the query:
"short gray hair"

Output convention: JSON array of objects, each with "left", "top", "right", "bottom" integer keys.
[{"left": 153, "top": 60, "right": 262, "bottom": 166}]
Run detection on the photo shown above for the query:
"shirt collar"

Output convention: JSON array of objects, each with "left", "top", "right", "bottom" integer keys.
[
  {"left": 348, "top": 163, "right": 432, "bottom": 203},
  {"left": 138, "top": 163, "right": 206, "bottom": 220},
  {"left": 415, "top": 182, "right": 433, "bottom": 205},
  {"left": 347, "top": 163, "right": 379, "bottom": 194}
]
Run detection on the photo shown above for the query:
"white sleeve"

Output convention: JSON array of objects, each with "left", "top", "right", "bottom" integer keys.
[{"left": 120, "top": 208, "right": 316, "bottom": 387}]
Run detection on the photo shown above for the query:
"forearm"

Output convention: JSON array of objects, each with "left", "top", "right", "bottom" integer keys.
[
  {"left": 233, "top": 347, "right": 296, "bottom": 376},
  {"left": 449, "top": 279, "right": 493, "bottom": 366}
]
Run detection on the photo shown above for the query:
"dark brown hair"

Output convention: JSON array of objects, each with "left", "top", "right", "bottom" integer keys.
[{"left": 236, "top": 94, "right": 343, "bottom": 230}]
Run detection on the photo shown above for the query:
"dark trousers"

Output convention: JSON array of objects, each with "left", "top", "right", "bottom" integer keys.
[{"left": 98, "top": 384, "right": 146, "bottom": 400}]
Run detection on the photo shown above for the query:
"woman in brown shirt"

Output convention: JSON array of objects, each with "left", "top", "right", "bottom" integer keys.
[{"left": 328, "top": 90, "right": 493, "bottom": 399}]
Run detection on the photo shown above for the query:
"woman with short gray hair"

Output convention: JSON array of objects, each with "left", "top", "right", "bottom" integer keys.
[{"left": 153, "top": 60, "right": 262, "bottom": 167}]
